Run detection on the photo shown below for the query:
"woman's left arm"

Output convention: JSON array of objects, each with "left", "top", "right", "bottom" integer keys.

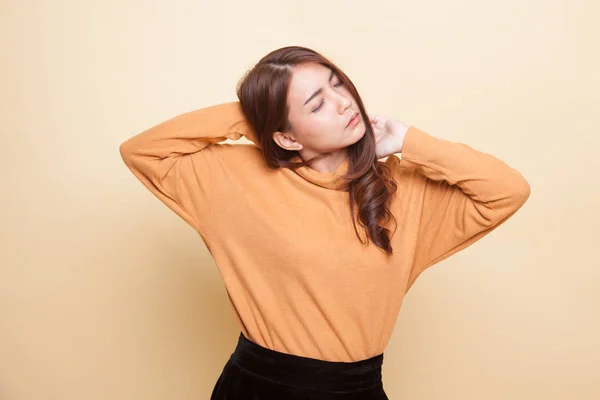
[{"left": 373, "top": 117, "right": 531, "bottom": 291}]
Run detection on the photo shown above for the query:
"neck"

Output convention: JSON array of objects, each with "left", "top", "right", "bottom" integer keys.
[{"left": 299, "top": 148, "right": 348, "bottom": 173}]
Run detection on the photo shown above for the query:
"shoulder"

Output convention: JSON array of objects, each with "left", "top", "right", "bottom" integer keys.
[
  {"left": 204, "top": 143, "right": 275, "bottom": 176},
  {"left": 383, "top": 154, "right": 416, "bottom": 176},
  {"left": 383, "top": 154, "right": 428, "bottom": 191},
  {"left": 207, "top": 142, "right": 262, "bottom": 160}
]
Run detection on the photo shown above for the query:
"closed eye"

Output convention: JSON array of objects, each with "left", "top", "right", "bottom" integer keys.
[{"left": 312, "top": 81, "right": 344, "bottom": 113}]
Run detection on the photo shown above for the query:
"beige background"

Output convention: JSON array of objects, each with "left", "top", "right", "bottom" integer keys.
[{"left": 1, "top": 0, "right": 598, "bottom": 399}]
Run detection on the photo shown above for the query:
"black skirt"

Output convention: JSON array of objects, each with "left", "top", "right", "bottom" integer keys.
[{"left": 210, "top": 332, "right": 388, "bottom": 399}]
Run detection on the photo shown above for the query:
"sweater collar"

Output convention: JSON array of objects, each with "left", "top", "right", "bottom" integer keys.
[{"left": 290, "top": 155, "right": 350, "bottom": 191}]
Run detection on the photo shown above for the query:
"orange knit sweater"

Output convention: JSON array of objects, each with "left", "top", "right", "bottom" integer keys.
[{"left": 119, "top": 101, "right": 530, "bottom": 362}]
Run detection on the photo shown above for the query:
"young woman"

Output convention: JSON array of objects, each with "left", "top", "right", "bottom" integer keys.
[{"left": 120, "top": 46, "right": 530, "bottom": 399}]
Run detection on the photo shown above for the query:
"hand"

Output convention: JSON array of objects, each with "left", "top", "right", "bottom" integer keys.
[{"left": 369, "top": 114, "right": 409, "bottom": 159}]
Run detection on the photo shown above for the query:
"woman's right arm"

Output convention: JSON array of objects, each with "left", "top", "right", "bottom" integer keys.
[{"left": 119, "top": 101, "right": 257, "bottom": 234}]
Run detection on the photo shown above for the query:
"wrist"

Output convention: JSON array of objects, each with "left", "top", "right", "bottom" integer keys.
[{"left": 394, "top": 123, "right": 409, "bottom": 153}]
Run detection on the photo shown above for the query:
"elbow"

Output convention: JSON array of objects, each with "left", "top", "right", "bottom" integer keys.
[
  {"left": 514, "top": 173, "right": 531, "bottom": 207},
  {"left": 474, "top": 171, "right": 531, "bottom": 228},
  {"left": 119, "top": 139, "right": 136, "bottom": 166},
  {"left": 480, "top": 174, "right": 530, "bottom": 228},
  {"left": 506, "top": 172, "right": 531, "bottom": 213}
]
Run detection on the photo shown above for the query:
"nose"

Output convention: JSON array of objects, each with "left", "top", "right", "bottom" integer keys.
[{"left": 336, "top": 93, "right": 352, "bottom": 114}]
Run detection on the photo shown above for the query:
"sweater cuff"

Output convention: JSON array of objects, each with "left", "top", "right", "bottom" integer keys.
[{"left": 400, "top": 126, "right": 429, "bottom": 162}]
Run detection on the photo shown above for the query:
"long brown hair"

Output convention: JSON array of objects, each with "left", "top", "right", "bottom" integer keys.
[{"left": 236, "top": 46, "right": 398, "bottom": 254}]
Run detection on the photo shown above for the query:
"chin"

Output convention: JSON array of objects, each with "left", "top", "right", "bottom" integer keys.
[{"left": 345, "top": 127, "right": 367, "bottom": 147}]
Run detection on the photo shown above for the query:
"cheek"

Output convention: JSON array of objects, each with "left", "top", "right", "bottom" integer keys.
[
  {"left": 318, "top": 110, "right": 342, "bottom": 131},
  {"left": 299, "top": 112, "right": 343, "bottom": 145},
  {"left": 315, "top": 118, "right": 341, "bottom": 141},
  {"left": 308, "top": 117, "right": 332, "bottom": 134}
]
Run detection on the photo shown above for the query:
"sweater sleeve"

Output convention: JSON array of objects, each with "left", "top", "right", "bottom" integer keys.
[
  {"left": 399, "top": 127, "right": 531, "bottom": 292},
  {"left": 119, "top": 101, "right": 257, "bottom": 234}
]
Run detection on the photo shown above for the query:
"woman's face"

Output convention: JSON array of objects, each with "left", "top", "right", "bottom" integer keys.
[{"left": 272, "top": 62, "right": 366, "bottom": 157}]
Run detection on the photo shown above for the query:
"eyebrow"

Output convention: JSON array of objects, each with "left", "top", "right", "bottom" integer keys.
[{"left": 303, "top": 69, "right": 336, "bottom": 106}]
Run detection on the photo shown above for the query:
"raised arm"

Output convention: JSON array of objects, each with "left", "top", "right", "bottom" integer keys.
[
  {"left": 396, "top": 127, "right": 531, "bottom": 291},
  {"left": 119, "top": 101, "right": 257, "bottom": 234}
]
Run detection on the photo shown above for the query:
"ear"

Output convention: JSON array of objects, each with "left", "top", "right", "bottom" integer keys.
[{"left": 272, "top": 131, "right": 303, "bottom": 151}]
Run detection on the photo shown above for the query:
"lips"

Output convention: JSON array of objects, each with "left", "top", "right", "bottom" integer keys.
[{"left": 346, "top": 112, "right": 359, "bottom": 128}]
